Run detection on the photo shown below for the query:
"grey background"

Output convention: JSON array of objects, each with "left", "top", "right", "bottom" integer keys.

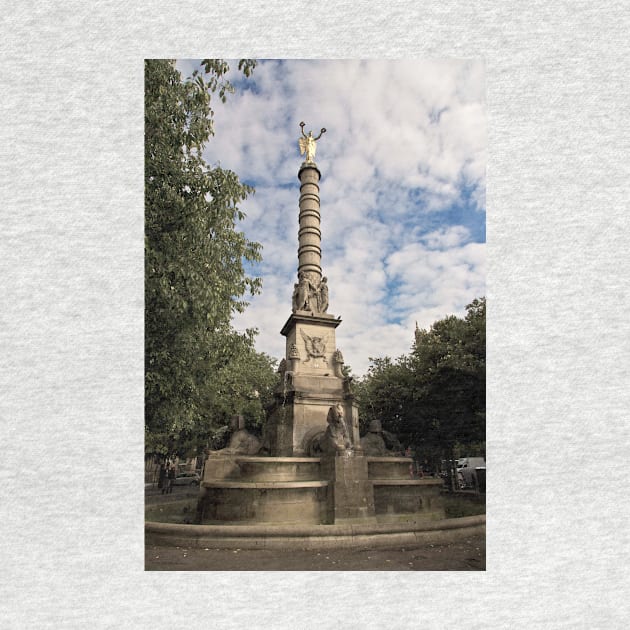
[{"left": 2, "top": 1, "right": 629, "bottom": 627}]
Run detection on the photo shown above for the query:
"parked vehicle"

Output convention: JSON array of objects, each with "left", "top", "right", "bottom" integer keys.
[
  {"left": 173, "top": 471, "right": 200, "bottom": 486},
  {"left": 456, "top": 457, "right": 486, "bottom": 489}
]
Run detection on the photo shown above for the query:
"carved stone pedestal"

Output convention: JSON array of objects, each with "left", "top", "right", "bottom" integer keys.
[
  {"left": 321, "top": 452, "right": 375, "bottom": 522},
  {"left": 264, "top": 310, "right": 360, "bottom": 456}
]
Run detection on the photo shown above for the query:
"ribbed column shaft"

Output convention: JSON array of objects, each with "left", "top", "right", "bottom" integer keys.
[{"left": 297, "top": 165, "right": 322, "bottom": 282}]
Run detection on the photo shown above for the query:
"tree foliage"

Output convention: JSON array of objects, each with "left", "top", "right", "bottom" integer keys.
[
  {"left": 145, "top": 59, "right": 277, "bottom": 458},
  {"left": 356, "top": 298, "right": 486, "bottom": 469}
]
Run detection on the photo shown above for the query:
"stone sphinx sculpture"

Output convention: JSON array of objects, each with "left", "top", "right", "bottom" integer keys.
[
  {"left": 320, "top": 403, "right": 352, "bottom": 454},
  {"left": 210, "top": 415, "right": 261, "bottom": 456},
  {"left": 360, "top": 418, "right": 403, "bottom": 456}
]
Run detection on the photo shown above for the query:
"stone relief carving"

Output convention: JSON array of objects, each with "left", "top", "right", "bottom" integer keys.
[{"left": 300, "top": 329, "right": 328, "bottom": 363}]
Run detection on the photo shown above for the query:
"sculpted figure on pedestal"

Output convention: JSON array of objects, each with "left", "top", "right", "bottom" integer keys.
[
  {"left": 321, "top": 403, "right": 352, "bottom": 453},
  {"left": 298, "top": 121, "right": 326, "bottom": 163},
  {"left": 292, "top": 271, "right": 330, "bottom": 314},
  {"left": 223, "top": 429, "right": 261, "bottom": 455},
  {"left": 333, "top": 348, "right": 345, "bottom": 378},
  {"left": 294, "top": 272, "right": 314, "bottom": 312},
  {"left": 291, "top": 283, "right": 299, "bottom": 312},
  {"left": 360, "top": 418, "right": 403, "bottom": 456},
  {"left": 210, "top": 415, "right": 261, "bottom": 456},
  {"left": 317, "top": 277, "right": 329, "bottom": 313}
]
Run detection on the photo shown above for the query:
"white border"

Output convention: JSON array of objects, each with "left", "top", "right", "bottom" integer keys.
[{"left": 2, "top": 1, "right": 629, "bottom": 627}]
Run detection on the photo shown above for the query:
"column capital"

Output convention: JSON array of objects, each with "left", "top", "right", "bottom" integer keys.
[{"left": 298, "top": 162, "right": 321, "bottom": 180}]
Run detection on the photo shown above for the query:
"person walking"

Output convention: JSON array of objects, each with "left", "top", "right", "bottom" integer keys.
[
  {"left": 167, "top": 465, "right": 176, "bottom": 494},
  {"left": 158, "top": 463, "right": 166, "bottom": 492}
]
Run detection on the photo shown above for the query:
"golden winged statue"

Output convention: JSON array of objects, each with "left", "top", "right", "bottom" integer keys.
[{"left": 298, "top": 121, "right": 326, "bottom": 163}]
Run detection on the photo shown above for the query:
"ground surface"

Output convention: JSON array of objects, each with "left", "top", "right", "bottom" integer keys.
[
  {"left": 144, "top": 483, "right": 485, "bottom": 571},
  {"left": 145, "top": 534, "right": 485, "bottom": 571}
]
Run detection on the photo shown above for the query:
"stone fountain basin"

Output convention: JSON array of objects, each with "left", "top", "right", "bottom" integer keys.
[
  {"left": 198, "top": 480, "right": 329, "bottom": 524},
  {"left": 145, "top": 514, "right": 486, "bottom": 550},
  {"left": 229, "top": 457, "right": 321, "bottom": 482}
]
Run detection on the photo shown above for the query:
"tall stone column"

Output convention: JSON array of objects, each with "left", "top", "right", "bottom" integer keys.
[
  {"left": 297, "top": 164, "right": 322, "bottom": 285},
  {"left": 265, "top": 124, "right": 361, "bottom": 458}
]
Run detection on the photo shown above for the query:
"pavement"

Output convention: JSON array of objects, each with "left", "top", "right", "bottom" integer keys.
[{"left": 145, "top": 533, "right": 486, "bottom": 571}]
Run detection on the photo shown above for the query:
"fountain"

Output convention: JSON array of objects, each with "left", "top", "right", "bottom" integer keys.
[{"left": 146, "top": 123, "right": 485, "bottom": 548}]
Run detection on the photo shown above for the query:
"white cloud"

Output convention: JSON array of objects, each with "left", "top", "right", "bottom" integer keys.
[
  {"left": 187, "top": 59, "right": 485, "bottom": 376},
  {"left": 423, "top": 225, "right": 471, "bottom": 249}
]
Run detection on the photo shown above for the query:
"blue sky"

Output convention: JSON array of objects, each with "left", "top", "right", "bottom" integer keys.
[{"left": 177, "top": 59, "right": 486, "bottom": 376}]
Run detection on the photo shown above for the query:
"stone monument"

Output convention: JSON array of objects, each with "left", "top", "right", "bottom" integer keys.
[
  {"left": 264, "top": 122, "right": 360, "bottom": 457},
  {"left": 196, "top": 123, "right": 444, "bottom": 527}
]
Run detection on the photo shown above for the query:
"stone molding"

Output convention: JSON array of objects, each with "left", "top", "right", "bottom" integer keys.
[{"left": 145, "top": 515, "right": 486, "bottom": 550}]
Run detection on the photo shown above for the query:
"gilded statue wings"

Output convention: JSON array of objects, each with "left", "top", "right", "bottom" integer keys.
[{"left": 298, "top": 136, "right": 308, "bottom": 157}]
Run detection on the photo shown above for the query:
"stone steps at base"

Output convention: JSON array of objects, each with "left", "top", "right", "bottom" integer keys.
[{"left": 202, "top": 480, "right": 329, "bottom": 489}]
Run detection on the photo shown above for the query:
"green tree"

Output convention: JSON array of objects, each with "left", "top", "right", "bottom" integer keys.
[
  {"left": 356, "top": 298, "right": 486, "bottom": 475},
  {"left": 198, "top": 332, "right": 279, "bottom": 437},
  {"left": 164, "top": 334, "right": 279, "bottom": 457},
  {"left": 409, "top": 298, "right": 485, "bottom": 469},
  {"left": 355, "top": 356, "right": 414, "bottom": 437},
  {"left": 145, "top": 59, "right": 273, "bottom": 459}
]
